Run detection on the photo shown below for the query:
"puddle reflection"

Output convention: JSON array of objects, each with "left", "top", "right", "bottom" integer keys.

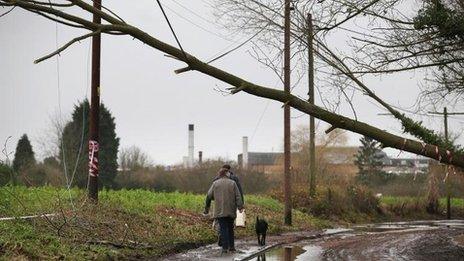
[{"left": 253, "top": 245, "right": 322, "bottom": 261}]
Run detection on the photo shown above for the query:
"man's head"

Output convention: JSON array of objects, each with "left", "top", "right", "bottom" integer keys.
[
  {"left": 222, "top": 164, "right": 231, "bottom": 170},
  {"left": 218, "top": 168, "right": 229, "bottom": 177}
]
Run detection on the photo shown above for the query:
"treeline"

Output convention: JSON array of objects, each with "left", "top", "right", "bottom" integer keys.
[{"left": 115, "top": 161, "right": 275, "bottom": 194}]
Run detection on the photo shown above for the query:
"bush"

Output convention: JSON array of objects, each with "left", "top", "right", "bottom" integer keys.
[
  {"left": 114, "top": 161, "right": 273, "bottom": 194},
  {"left": 0, "top": 163, "right": 13, "bottom": 186},
  {"left": 17, "top": 165, "right": 47, "bottom": 187},
  {"left": 17, "top": 164, "right": 64, "bottom": 187},
  {"left": 268, "top": 183, "right": 381, "bottom": 220}
]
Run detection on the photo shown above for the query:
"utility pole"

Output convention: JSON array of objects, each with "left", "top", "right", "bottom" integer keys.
[
  {"left": 444, "top": 107, "right": 450, "bottom": 220},
  {"left": 429, "top": 108, "right": 464, "bottom": 219},
  {"left": 283, "top": 0, "right": 292, "bottom": 226},
  {"left": 307, "top": 13, "right": 316, "bottom": 198},
  {"left": 88, "top": 0, "right": 102, "bottom": 201}
]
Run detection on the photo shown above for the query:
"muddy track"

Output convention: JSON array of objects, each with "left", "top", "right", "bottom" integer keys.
[
  {"left": 322, "top": 228, "right": 464, "bottom": 260},
  {"left": 166, "top": 220, "right": 464, "bottom": 261}
]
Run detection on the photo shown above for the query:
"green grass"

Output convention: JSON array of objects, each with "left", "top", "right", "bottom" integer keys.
[
  {"left": 0, "top": 186, "right": 329, "bottom": 260},
  {"left": 381, "top": 196, "right": 464, "bottom": 208}
]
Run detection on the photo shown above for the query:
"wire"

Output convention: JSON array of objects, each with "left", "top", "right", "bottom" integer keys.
[
  {"left": 160, "top": 1, "right": 238, "bottom": 43},
  {"left": 52, "top": 18, "right": 76, "bottom": 209},
  {"left": 168, "top": 0, "right": 216, "bottom": 26},
  {"left": 250, "top": 100, "right": 270, "bottom": 144},
  {"left": 68, "top": 39, "right": 91, "bottom": 190},
  {"left": 0, "top": 6, "right": 15, "bottom": 18},
  {"left": 161, "top": 1, "right": 274, "bottom": 64},
  {"left": 155, "top": 0, "right": 189, "bottom": 61},
  {"left": 206, "top": 22, "right": 271, "bottom": 64},
  {"left": 249, "top": 80, "right": 281, "bottom": 145}
]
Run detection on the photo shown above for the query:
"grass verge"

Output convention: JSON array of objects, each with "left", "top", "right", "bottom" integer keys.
[{"left": 0, "top": 186, "right": 329, "bottom": 260}]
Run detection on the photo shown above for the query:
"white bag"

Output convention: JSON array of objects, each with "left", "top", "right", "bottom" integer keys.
[{"left": 235, "top": 209, "right": 246, "bottom": 227}]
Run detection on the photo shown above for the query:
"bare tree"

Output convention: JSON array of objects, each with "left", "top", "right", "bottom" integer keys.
[
  {"left": 1, "top": 0, "right": 464, "bottom": 168},
  {"left": 119, "top": 146, "right": 152, "bottom": 172},
  {"left": 35, "top": 111, "right": 68, "bottom": 160},
  {"left": 213, "top": 0, "right": 460, "bottom": 153}
]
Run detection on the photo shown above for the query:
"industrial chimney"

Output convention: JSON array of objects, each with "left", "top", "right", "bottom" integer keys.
[
  {"left": 242, "top": 136, "right": 248, "bottom": 169},
  {"left": 188, "top": 124, "right": 194, "bottom": 167},
  {"left": 198, "top": 151, "right": 203, "bottom": 165}
]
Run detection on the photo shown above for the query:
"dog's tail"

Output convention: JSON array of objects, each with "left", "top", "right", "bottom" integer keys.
[{"left": 256, "top": 216, "right": 259, "bottom": 223}]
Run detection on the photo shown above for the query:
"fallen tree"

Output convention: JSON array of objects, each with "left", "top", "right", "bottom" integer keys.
[{"left": 1, "top": 0, "right": 463, "bottom": 168}]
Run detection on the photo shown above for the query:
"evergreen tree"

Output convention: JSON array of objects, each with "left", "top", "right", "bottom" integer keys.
[
  {"left": 354, "top": 136, "right": 385, "bottom": 184},
  {"left": 12, "top": 134, "right": 36, "bottom": 172},
  {"left": 0, "top": 163, "right": 13, "bottom": 186},
  {"left": 60, "top": 100, "right": 119, "bottom": 188}
]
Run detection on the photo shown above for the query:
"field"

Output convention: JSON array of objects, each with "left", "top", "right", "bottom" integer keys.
[
  {"left": 0, "top": 186, "right": 329, "bottom": 260},
  {"left": 380, "top": 196, "right": 464, "bottom": 218},
  {"left": 381, "top": 196, "right": 464, "bottom": 208}
]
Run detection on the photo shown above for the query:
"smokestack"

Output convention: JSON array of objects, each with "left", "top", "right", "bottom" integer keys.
[
  {"left": 242, "top": 136, "right": 248, "bottom": 169},
  {"left": 199, "top": 151, "right": 203, "bottom": 164},
  {"left": 188, "top": 124, "right": 194, "bottom": 167},
  {"left": 183, "top": 156, "right": 189, "bottom": 169}
]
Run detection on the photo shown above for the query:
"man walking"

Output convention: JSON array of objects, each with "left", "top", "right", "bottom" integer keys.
[
  {"left": 212, "top": 164, "right": 244, "bottom": 246},
  {"left": 214, "top": 164, "right": 244, "bottom": 204},
  {"left": 205, "top": 168, "right": 244, "bottom": 254}
]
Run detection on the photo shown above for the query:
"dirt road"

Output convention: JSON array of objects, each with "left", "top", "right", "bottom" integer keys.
[
  {"left": 320, "top": 227, "right": 464, "bottom": 260},
  {"left": 165, "top": 220, "right": 464, "bottom": 261}
]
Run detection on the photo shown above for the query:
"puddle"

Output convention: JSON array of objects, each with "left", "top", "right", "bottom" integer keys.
[
  {"left": 246, "top": 220, "right": 464, "bottom": 261},
  {"left": 250, "top": 245, "right": 323, "bottom": 261},
  {"left": 169, "top": 220, "right": 464, "bottom": 260},
  {"left": 323, "top": 228, "right": 352, "bottom": 235}
]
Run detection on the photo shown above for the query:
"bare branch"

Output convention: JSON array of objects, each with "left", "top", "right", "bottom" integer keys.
[
  {"left": 34, "top": 30, "right": 101, "bottom": 64},
  {"left": 0, "top": 6, "right": 14, "bottom": 17},
  {"left": 4, "top": 0, "right": 464, "bottom": 168}
]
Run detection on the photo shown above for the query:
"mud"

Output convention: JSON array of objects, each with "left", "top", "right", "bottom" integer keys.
[
  {"left": 164, "top": 230, "right": 322, "bottom": 261},
  {"left": 164, "top": 220, "right": 464, "bottom": 261}
]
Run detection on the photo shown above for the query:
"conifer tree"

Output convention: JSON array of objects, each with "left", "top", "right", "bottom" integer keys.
[
  {"left": 60, "top": 100, "right": 119, "bottom": 188},
  {"left": 12, "top": 134, "right": 36, "bottom": 172}
]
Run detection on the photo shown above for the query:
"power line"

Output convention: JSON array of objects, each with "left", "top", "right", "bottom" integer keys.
[
  {"left": 155, "top": 0, "right": 188, "bottom": 60},
  {"left": 0, "top": 6, "right": 15, "bottom": 18},
  {"left": 250, "top": 100, "right": 270, "bottom": 144},
  {"left": 428, "top": 111, "right": 464, "bottom": 116},
  {"left": 162, "top": 1, "right": 277, "bottom": 65},
  {"left": 160, "top": 1, "right": 238, "bottom": 43},
  {"left": 206, "top": 23, "right": 270, "bottom": 64},
  {"left": 204, "top": 6, "right": 282, "bottom": 64},
  {"left": 168, "top": 0, "right": 216, "bottom": 26}
]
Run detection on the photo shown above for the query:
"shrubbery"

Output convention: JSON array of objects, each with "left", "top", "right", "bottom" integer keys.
[
  {"left": 114, "top": 161, "right": 274, "bottom": 194},
  {"left": 269, "top": 183, "right": 381, "bottom": 220},
  {"left": 0, "top": 163, "right": 13, "bottom": 186},
  {"left": 17, "top": 164, "right": 64, "bottom": 187}
]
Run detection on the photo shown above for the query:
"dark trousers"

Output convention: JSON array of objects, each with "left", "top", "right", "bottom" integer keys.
[{"left": 217, "top": 217, "right": 235, "bottom": 250}]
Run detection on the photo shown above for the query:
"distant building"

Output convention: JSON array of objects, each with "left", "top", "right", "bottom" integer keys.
[
  {"left": 322, "top": 146, "right": 358, "bottom": 164},
  {"left": 237, "top": 147, "right": 430, "bottom": 176},
  {"left": 383, "top": 157, "right": 430, "bottom": 175},
  {"left": 237, "top": 152, "right": 282, "bottom": 173}
]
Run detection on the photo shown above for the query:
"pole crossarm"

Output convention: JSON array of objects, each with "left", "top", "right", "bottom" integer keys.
[
  {"left": 4, "top": 0, "right": 464, "bottom": 169},
  {"left": 428, "top": 111, "right": 464, "bottom": 115}
]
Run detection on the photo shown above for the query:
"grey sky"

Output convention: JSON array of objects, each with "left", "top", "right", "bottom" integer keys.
[{"left": 1, "top": 1, "right": 463, "bottom": 165}]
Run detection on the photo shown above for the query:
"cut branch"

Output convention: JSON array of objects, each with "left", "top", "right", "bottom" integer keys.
[
  {"left": 34, "top": 30, "right": 101, "bottom": 64},
  {"left": 4, "top": 0, "right": 464, "bottom": 168}
]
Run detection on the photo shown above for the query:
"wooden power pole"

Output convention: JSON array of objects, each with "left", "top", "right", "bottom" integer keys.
[
  {"left": 283, "top": 0, "right": 292, "bottom": 226},
  {"left": 88, "top": 0, "right": 102, "bottom": 201},
  {"left": 307, "top": 13, "right": 316, "bottom": 198},
  {"left": 444, "top": 107, "right": 450, "bottom": 219},
  {"left": 429, "top": 108, "right": 464, "bottom": 219}
]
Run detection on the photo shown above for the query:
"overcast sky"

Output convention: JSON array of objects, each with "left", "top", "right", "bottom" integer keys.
[{"left": 1, "top": 1, "right": 464, "bottom": 165}]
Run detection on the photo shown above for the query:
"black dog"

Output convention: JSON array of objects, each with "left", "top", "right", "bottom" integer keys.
[{"left": 255, "top": 216, "right": 268, "bottom": 246}]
